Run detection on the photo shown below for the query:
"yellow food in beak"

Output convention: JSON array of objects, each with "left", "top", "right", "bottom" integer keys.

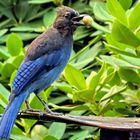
[{"left": 82, "top": 15, "right": 93, "bottom": 26}]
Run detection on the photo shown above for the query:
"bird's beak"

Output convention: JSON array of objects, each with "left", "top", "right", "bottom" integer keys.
[{"left": 72, "top": 14, "right": 86, "bottom": 26}]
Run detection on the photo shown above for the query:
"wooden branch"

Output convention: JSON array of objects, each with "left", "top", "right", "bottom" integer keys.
[{"left": 18, "top": 111, "right": 140, "bottom": 131}]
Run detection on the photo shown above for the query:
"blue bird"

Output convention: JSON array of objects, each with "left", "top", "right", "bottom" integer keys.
[{"left": 0, "top": 6, "right": 86, "bottom": 140}]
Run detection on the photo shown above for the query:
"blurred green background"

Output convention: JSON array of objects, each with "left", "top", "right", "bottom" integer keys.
[{"left": 0, "top": 0, "right": 140, "bottom": 139}]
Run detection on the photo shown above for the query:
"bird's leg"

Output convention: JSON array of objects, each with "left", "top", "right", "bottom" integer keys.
[
  {"left": 35, "top": 94, "right": 53, "bottom": 114},
  {"left": 21, "top": 100, "right": 41, "bottom": 113},
  {"left": 35, "top": 94, "right": 63, "bottom": 115},
  {"left": 25, "top": 100, "right": 31, "bottom": 110}
]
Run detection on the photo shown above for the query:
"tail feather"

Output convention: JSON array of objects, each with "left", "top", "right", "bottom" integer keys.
[{"left": 0, "top": 92, "right": 29, "bottom": 140}]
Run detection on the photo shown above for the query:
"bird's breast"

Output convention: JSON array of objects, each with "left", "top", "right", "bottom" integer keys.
[{"left": 59, "top": 36, "right": 73, "bottom": 66}]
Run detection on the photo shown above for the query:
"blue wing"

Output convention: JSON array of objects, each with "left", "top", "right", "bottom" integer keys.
[{"left": 12, "top": 50, "right": 62, "bottom": 96}]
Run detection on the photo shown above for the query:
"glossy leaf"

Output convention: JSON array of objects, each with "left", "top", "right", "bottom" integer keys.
[
  {"left": 104, "top": 43, "right": 135, "bottom": 56},
  {"left": 0, "top": 3, "right": 16, "bottom": 22},
  {"left": 93, "top": 1, "right": 114, "bottom": 21},
  {"left": 14, "top": 1, "right": 29, "bottom": 22},
  {"left": 0, "top": 84, "right": 9, "bottom": 107},
  {"left": 118, "top": 0, "right": 132, "bottom": 10},
  {"left": 100, "top": 86, "right": 126, "bottom": 102},
  {"left": 69, "top": 130, "right": 89, "bottom": 140},
  {"left": 55, "top": 83, "right": 73, "bottom": 93},
  {"left": 72, "top": 42, "right": 101, "bottom": 69},
  {"left": 0, "top": 46, "right": 10, "bottom": 60},
  {"left": 12, "top": 54, "right": 24, "bottom": 68},
  {"left": 106, "top": 34, "right": 134, "bottom": 50},
  {"left": 107, "top": 0, "right": 127, "bottom": 24},
  {"left": 112, "top": 20, "right": 140, "bottom": 47},
  {"left": 0, "top": 29, "right": 8, "bottom": 37},
  {"left": 100, "top": 55, "right": 140, "bottom": 69},
  {"left": 128, "top": 1, "right": 140, "bottom": 30},
  {"left": 119, "top": 68, "right": 140, "bottom": 84},
  {"left": 1, "top": 63, "right": 16, "bottom": 77},
  {"left": 48, "top": 122, "right": 66, "bottom": 139},
  {"left": 73, "top": 89, "right": 94, "bottom": 102},
  {"left": 6, "top": 33, "right": 23, "bottom": 56},
  {"left": 28, "top": 0, "right": 52, "bottom": 4},
  {"left": 64, "top": 64, "right": 86, "bottom": 89},
  {"left": 87, "top": 63, "right": 106, "bottom": 91},
  {"left": 43, "top": 9, "right": 57, "bottom": 27},
  {"left": 31, "top": 125, "right": 48, "bottom": 140},
  {"left": 120, "top": 55, "right": 140, "bottom": 67},
  {"left": 44, "top": 135, "right": 58, "bottom": 140}
]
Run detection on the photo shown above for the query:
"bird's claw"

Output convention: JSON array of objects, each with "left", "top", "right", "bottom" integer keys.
[{"left": 20, "top": 108, "right": 41, "bottom": 113}]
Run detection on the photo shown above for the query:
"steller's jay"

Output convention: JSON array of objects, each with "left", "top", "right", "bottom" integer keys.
[{"left": 0, "top": 6, "right": 86, "bottom": 140}]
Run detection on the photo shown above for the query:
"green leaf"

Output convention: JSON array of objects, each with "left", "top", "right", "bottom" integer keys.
[
  {"left": 12, "top": 54, "right": 24, "bottom": 68},
  {"left": 91, "top": 20, "right": 110, "bottom": 33},
  {"left": 11, "top": 24, "right": 44, "bottom": 32},
  {"left": 100, "top": 86, "right": 126, "bottom": 102},
  {"left": 112, "top": 20, "right": 140, "bottom": 47},
  {"left": 16, "top": 33, "right": 39, "bottom": 41},
  {"left": 48, "top": 122, "right": 66, "bottom": 139},
  {"left": 26, "top": 8, "right": 47, "bottom": 22},
  {"left": 55, "top": 83, "right": 73, "bottom": 93},
  {"left": 11, "top": 135, "right": 31, "bottom": 140},
  {"left": 31, "top": 125, "right": 48, "bottom": 140},
  {"left": 73, "top": 89, "right": 94, "bottom": 102},
  {"left": 30, "top": 94, "right": 44, "bottom": 110},
  {"left": 6, "top": 33, "right": 23, "bottom": 56},
  {"left": 0, "top": 46, "right": 10, "bottom": 60},
  {"left": 0, "top": 3, "right": 16, "bottom": 22},
  {"left": 100, "top": 55, "right": 140, "bottom": 69},
  {"left": 73, "top": 27, "right": 90, "bottom": 41},
  {"left": 104, "top": 43, "right": 135, "bottom": 56},
  {"left": 93, "top": 1, "right": 114, "bottom": 21},
  {"left": 9, "top": 70, "right": 17, "bottom": 88},
  {"left": 69, "top": 130, "right": 89, "bottom": 140},
  {"left": 0, "top": 84, "right": 10, "bottom": 99},
  {"left": 116, "top": 108, "right": 138, "bottom": 115},
  {"left": 44, "top": 135, "right": 58, "bottom": 140},
  {"left": 128, "top": 1, "right": 140, "bottom": 30},
  {"left": 119, "top": 68, "right": 140, "bottom": 84},
  {"left": 42, "top": 86, "right": 54, "bottom": 101},
  {"left": 43, "top": 9, "right": 57, "bottom": 27},
  {"left": 120, "top": 55, "right": 140, "bottom": 67},
  {"left": 64, "top": 64, "right": 86, "bottom": 89},
  {"left": 72, "top": 42, "right": 101, "bottom": 69},
  {"left": 0, "top": 29, "right": 8, "bottom": 37},
  {"left": 108, "top": 72, "right": 121, "bottom": 86},
  {"left": 118, "top": 0, "right": 132, "bottom": 10},
  {"left": 14, "top": 1, "right": 29, "bottom": 22},
  {"left": 1, "top": 63, "right": 16, "bottom": 78},
  {"left": 28, "top": 0, "right": 53, "bottom": 4},
  {"left": 107, "top": 0, "right": 127, "bottom": 24},
  {"left": 0, "top": 84, "right": 10, "bottom": 107},
  {"left": 49, "top": 96, "right": 68, "bottom": 105},
  {"left": 87, "top": 63, "right": 106, "bottom": 91},
  {"left": 106, "top": 34, "right": 134, "bottom": 50}
]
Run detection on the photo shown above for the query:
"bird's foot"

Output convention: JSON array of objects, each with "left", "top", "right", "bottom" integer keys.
[
  {"left": 35, "top": 94, "right": 64, "bottom": 115},
  {"left": 20, "top": 100, "right": 41, "bottom": 113},
  {"left": 20, "top": 108, "right": 41, "bottom": 113}
]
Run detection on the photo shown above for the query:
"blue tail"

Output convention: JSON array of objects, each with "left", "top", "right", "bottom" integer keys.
[{"left": 0, "top": 92, "right": 29, "bottom": 140}]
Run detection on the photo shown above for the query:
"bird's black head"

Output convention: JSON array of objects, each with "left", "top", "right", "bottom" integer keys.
[{"left": 53, "top": 6, "right": 85, "bottom": 36}]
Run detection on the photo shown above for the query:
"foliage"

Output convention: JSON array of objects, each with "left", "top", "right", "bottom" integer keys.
[{"left": 0, "top": 0, "right": 140, "bottom": 139}]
